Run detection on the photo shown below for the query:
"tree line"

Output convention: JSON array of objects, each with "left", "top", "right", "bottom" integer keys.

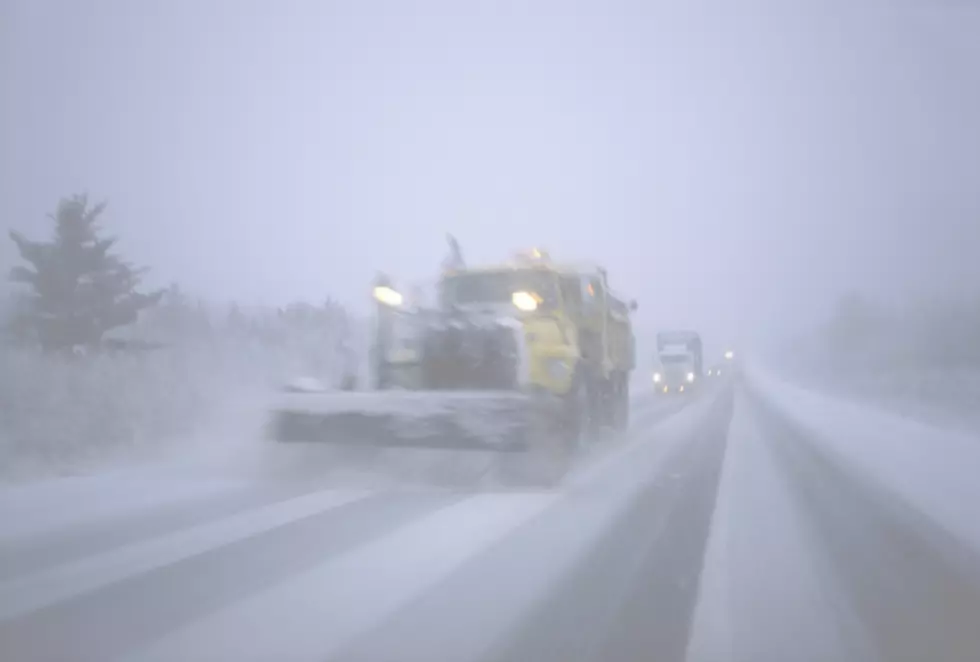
[{"left": 6, "top": 194, "right": 352, "bottom": 354}]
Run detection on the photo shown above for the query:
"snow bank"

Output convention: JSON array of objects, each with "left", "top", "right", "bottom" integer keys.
[
  {"left": 744, "top": 363, "right": 980, "bottom": 551},
  {"left": 0, "top": 347, "right": 214, "bottom": 480},
  {"left": 0, "top": 330, "right": 363, "bottom": 483},
  {"left": 770, "top": 293, "right": 980, "bottom": 433},
  {"left": 804, "top": 368, "right": 980, "bottom": 434}
]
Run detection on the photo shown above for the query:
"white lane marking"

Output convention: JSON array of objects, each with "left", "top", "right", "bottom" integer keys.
[
  {"left": 127, "top": 492, "right": 562, "bottom": 662},
  {"left": 0, "top": 474, "right": 247, "bottom": 544},
  {"left": 0, "top": 488, "right": 370, "bottom": 622},
  {"left": 684, "top": 397, "right": 738, "bottom": 662}
]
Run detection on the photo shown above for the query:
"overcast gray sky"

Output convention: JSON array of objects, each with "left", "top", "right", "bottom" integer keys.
[{"left": 2, "top": 0, "right": 979, "bottom": 353}]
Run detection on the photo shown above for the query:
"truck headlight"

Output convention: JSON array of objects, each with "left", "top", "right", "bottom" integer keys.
[
  {"left": 373, "top": 286, "right": 403, "bottom": 307},
  {"left": 512, "top": 291, "right": 539, "bottom": 312},
  {"left": 653, "top": 372, "right": 662, "bottom": 383},
  {"left": 686, "top": 372, "right": 695, "bottom": 383}
]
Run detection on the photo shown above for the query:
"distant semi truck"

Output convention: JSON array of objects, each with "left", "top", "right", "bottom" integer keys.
[{"left": 652, "top": 330, "right": 703, "bottom": 394}]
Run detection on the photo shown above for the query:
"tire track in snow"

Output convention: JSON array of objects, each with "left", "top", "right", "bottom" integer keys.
[
  {"left": 126, "top": 492, "right": 563, "bottom": 662},
  {"left": 0, "top": 482, "right": 326, "bottom": 582},
  {"left": 326, "top": 387, "right": 733, "bottom": 662},
  {"left": 0, "top": 389, "right": 709, "bottom": 662},
  {"left": 0, "top": 489, "right": 460, "bottom": 662},
  {"left": 0, "top": 489, "right": 371, "bottom": 621}
]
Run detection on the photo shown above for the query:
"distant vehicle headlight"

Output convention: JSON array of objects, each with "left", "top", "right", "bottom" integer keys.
[
  {"left": 724, "top": 350, "right": 735, "bottom": 360},
  {"left": 686, "top": 372, "right": 695, "bottom": 382},
  {"left": 653, "top": 372, "right": 662, "bottom": 383}
]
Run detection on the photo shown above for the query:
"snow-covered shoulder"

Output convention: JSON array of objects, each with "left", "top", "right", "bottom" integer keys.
[{"left": 745, "top": 362, "right": 980, "bottom": 551}]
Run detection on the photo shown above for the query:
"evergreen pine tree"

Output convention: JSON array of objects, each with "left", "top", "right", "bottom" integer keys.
[{"left": 8, "top": 194, "right": 163, "bottom": 350}]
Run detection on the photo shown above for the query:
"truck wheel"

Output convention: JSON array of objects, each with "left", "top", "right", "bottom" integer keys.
[
  {"left": 497, "top": 399, "right": 571, "bottom": 488},
  {"left": 567, "top": 372, "right": 598, "bottom": 449},
  {"left": 497, "top": 436, "right": 570, "bottom": 488},
  {"left": 614, "top": 373, "right": 630, "bottom": 431}
]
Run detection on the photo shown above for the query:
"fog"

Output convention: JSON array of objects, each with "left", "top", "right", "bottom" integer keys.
[
  {"left": 5, "top": 5, "right": 980, "bottom": 659},
  {"left": 4, "top": 0, "right": 978, "bottom": 353}
]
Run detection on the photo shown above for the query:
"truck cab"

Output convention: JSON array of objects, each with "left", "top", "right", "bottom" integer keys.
[
  {"left": 436, "top": 250, "right": 636, "bottom": 399},
  {"left": 653, "top": 348, "right": 697, "bottom": 393},
  {"left": 654, "top": 330, "right": 703, "bottom": 394},
  {"left": 371, "top": 247, "right": 638, "bottom": 432}
]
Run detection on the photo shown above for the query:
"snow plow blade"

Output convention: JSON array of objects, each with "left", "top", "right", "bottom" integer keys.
[{"left": 268, "top": 391, "right": 553, "bottom": 452}]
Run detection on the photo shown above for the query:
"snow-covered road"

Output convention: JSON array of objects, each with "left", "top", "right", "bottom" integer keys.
[
  {"left": 4, "top": 372, "right": 980, "bottom": 662},
  {"left": 690, "top": 368, "right": 980, "bottom": 662},
  {"left": 0, "top": 390, "right": 726, "bottom": 662}
]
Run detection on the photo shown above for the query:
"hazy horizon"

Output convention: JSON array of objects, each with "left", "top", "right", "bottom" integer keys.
[{"left": 3, "top": 1, "right": 979, "bottom": 352}]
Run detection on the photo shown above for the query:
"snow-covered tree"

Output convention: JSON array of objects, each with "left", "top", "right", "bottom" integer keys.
[{"left": 8, "top": 194, "right": 163, "bottom": 350}]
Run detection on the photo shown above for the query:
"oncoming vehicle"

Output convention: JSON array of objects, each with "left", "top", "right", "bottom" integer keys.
[
  {"left": 269, "top": 242, "right": 638, "bottom": 486},
  {"left": 653, "top": 330, "right": 703, "bottom": 394}
]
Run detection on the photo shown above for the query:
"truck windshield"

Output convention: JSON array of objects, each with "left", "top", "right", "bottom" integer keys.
[
  {"left": 660, "top": 355, "right": 692, "bottom": 364},
  {"left": 441, "top": 270, "right": 559, "bottom": 308}
]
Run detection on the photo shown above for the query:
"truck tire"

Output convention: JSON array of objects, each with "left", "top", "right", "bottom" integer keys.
[
  {"left": 568, "top": 370, "right": 600, "bottom": 449},
  {"left": 613, "top": 372, "right": 630, "bottom": 431},
  {"left": 496, "top": 397, "right": 571, "bottom": 488},
  {"left": 496, "top": 438, "right": 570, "bottom": 488}
]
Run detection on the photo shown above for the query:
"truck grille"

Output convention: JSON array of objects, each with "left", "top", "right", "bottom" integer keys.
[{"left": 421, "top": 322, "right": 521, "bottom": 390}]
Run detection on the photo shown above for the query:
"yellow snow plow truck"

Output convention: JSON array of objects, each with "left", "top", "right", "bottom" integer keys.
[{"left": 268, "top": 243, "right": 637, "bottom": 486}]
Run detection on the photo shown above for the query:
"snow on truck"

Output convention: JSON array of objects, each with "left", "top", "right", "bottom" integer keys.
[
  {"left": 652, "top": 330, "right": 703, "bottom": 394},
  {"left": 268, "top": 241, "right": 638, "bottom": 486}
]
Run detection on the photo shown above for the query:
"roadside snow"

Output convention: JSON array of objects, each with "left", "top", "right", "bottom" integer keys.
[
  {"left": 745, "top": 363, "right": 980, "bottom": 551},
  {"left": 780, "top": 365, "right": 980, "bottom": 436},
  {"left": 0, "top": 310, "right": 362, "bottom": 484}
]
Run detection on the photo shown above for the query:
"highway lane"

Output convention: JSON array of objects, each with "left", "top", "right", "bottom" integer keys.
[
  {"left": 335, "top": 388, "right": 731, "bottom": 662},
  {"left": 690, "top": 384, "right": 980, "bottom": 662},
  {"left": 0, "top": 388, "right": 690, "bottom": 582},
  {"left": 757, "top": 396, "right": 980, "bottom": 662},
  {"left": 9, "top": 376, "right": 980, "bottom": 662},
  {"left": 0, "top": 386, "right": 727, "bottom": 662}
]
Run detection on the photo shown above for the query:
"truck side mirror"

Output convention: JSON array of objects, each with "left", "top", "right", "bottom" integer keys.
[{"left": 630, "top": 300, "right": 638, "bottom": 311}]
